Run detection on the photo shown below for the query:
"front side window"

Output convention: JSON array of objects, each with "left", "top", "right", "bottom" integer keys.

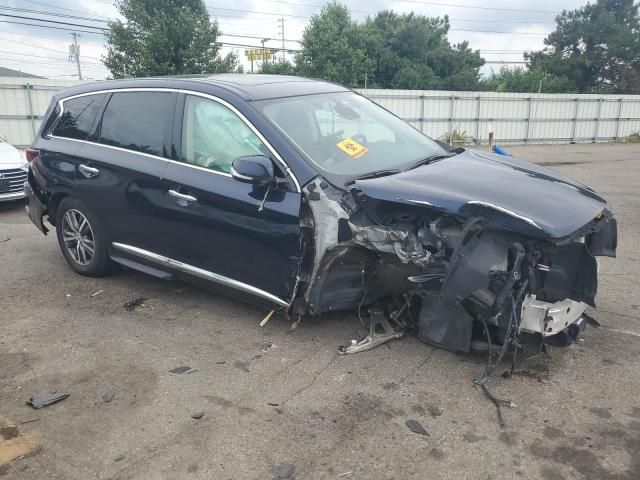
[
  {"left": 181, "top": 95, "right": 266, "bottom": 174},
  {"left": 254, "top": 92, "right": 447, "bottom": 183},
  {"left": 99, "top": 92, "right": 176, "bottom": 158},
  {"left": 52, "top": 94, "right": 106, "bottom": 140}
]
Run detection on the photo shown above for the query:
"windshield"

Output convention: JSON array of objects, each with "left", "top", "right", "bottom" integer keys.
[{"left": 253, "top": 92, "right": 447, "bottom": 182}]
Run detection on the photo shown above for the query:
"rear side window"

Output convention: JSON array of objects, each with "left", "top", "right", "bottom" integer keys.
[
  {"left": 52, "top": 94, "right": 106, "bottom": 140},
  {"left": 99, "top": 92, "right": 176, "bottom": 158}
]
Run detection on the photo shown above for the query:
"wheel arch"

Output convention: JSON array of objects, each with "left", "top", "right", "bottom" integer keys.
[{"left": 48, "top": 192, "right": 69, "bottom": 226}]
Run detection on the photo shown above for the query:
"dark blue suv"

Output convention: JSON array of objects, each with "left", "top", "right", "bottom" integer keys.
[{"left": 25, "top": 74, "right": 616, "bottom": 354}]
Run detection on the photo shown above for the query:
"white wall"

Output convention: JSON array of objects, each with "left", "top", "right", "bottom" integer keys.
[
  {"left": 2, "top": 77, "right": 640, "bottom": 147},
  {"left": 357, "top": 88, "right": 640, "bottom": 144},
  {"left": 0, "top": 77, "right": 82, "bottom": 147}
]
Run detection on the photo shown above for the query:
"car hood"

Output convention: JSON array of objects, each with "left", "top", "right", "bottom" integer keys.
[
  {"left": 355, "top": 149, "right": 608, "bottom": 239},
  {"left": 0, "top": 143, "right": 26, "bottom": 168}
]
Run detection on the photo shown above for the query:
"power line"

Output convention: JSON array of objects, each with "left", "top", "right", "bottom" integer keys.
[
  {"left": 0, "top": 19, "right": 104, "bottom": 35},
  {"left": 0, "top": 13, "right": 106, "bottom": 31},
  {"left": 0, "top": 6, "right": 109, "bottom": 24},
  {"left": 220, "top": 32, "right": 300, "bottom": 43},
  {"left": 0, "top": 57, "right": 105, "bottom": 69},
  {"left": 22, "top": 0, "right": 111, "bottom": 20},
  {"left": 0, "top": 35, "right": 104, "bottom": 61},
  {"left": 240, "top": 0, "right": 559, "bottom": 20},
  {"left": 393, "top": 0, "right": 559, "bottom": 14},
  {"left": 1, "top": 7, "right": 554, "bottom": 41},
  {"left": 0, "top": 48, "right": 102, "bottom": 64}
]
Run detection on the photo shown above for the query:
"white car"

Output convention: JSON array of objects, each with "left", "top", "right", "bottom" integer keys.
[{"left": 0, "top": 136, "right": 28, "bottom": 202}]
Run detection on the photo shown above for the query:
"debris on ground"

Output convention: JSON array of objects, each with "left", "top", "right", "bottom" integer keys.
[
  {"left": 0, "top": 238, "right": 9, "bottom": 243},
  {"left": 191, "top": 411, "right": 205, "bottom": 419},
  {"left": 216, "top": 361, "right": 226, "bottom": 365},
  {"left": 428, "top": 406, "right": 442, "bottom": 417},
  {"left": 405, "top": 419, "right": 430, "bottom": 436},
  {"left": 19, "top": 419, "right": 40, "bottom": 425},
  {"left": 114, "top": 455, "right": 125, "bottom": 462},
  {"left": 102, "top": 391, "right": 114, "bottom": 402},
  {"left": 259, "top": 310, "right": 275, "bottom": 327},
  {"left": 90, "top": 290, "right": 103, "bottom": 298},
  {"left": 262, "top": 342, "right": 278, "bottom": 353},
  {"left": 169, "top": 366, "right": 192, "bottom": 374},
  {"left": 267, "top": 402, "right": 279, "bottom": 407},
  {"left": 273, "top": 464, "right": 295, "bottom": 480},
  {"left": 123, "top": 297, "right": 149, "bottom": 311},
  {"left": 26, "top": 393, "right": 69, "bottom": 409},
  {"left": 337, "top": 472, "right": 352, "bottom": 478}
]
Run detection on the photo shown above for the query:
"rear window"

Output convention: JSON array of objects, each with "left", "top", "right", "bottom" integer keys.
[
  {"left": 99, "top": 92, "right": 176, "bottom": 158},
  {"left": 52, "top": 94, "right": 106, "bottom": 140}
]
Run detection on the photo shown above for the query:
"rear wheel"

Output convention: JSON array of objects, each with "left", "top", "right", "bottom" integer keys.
[{"left": 55, "top": 197, "right": 111, "bottom": 276}]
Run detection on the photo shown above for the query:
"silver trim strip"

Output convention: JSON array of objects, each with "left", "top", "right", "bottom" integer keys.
[
  {"left": 50, "top": 87, "right": 301, "bottom": 192},
  {"left": 229, "top": 165, "right": 254, "bottom": 182},
  {"left": 112, "top": 242, "right": 289, "bottom": 307}
]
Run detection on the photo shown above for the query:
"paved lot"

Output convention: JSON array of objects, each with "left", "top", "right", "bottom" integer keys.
[{"left": 1, "top": 143, "right": 639, "bottom": 480}]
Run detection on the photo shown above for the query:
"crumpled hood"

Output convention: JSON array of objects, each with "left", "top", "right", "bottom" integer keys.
[{"left": 355, "top": 149, "right": 608, "bottom": 239}]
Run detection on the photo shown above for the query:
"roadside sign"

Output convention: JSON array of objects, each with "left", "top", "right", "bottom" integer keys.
[{"left": 244, "top": 48, "right": 275, "bottom": 61}]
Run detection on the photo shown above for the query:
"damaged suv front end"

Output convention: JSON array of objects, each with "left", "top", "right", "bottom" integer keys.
[{"left": 255, "top": 91, "right": 617, "bottom": 355}]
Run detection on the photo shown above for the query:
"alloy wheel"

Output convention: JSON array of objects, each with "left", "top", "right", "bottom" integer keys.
[{"left": 61, "top": 209, "right": 95, "bottom": 266}]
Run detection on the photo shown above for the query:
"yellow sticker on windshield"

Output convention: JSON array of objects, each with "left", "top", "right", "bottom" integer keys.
[{"left": 336, "top": 138, "right": 368, "bottom": 158}]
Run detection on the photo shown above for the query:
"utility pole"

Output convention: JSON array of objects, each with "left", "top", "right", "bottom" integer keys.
[
  {"left": 278, "top": 18, "right": 285, "bottom": 63},
  {"left": 69, "top": 32, "right": 82, "bottom": 81},
  {"left": 261, "top": 38, "right": 271, "bottom": 66}
]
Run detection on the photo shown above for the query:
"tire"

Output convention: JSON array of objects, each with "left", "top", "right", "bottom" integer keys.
[{"left": 55, "top": 196, "right": 112, "bottom": 276}]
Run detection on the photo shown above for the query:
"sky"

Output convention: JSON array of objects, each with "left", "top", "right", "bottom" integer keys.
[{"left": 0, "top": 0, "right": 589, "bottom": 80}]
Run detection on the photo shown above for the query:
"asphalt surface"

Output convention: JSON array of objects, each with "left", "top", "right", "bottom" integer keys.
[{"left": 1, "top": 143, "right": 639, "bottom": 480}]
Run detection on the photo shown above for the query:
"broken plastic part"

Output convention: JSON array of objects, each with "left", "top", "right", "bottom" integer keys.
[{"left": 26, "top": 393, "right": 69, "bottom": 409}]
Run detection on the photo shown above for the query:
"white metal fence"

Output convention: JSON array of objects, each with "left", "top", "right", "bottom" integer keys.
[
  {"left": 0, "top": 77, "right": 82, "bottom": 147},
  {"left": 2, "top": 77, "right": 640, "bottom": 147},
  {"left": 357, "top": 88, "right": 640, "bottom": 144}
]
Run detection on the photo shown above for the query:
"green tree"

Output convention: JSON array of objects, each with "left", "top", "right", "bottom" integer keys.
[
  {"left": 482, "top": 66, "right": 574, "bottom": 93},
  {"left": 295, "top": 2, "right": 373, "bottom": 87},
  {"left": 361, "top": 11, "right": 484, "bottom": 90},
  {"left": 527, "top": 0, "right": 640, "bottom": 93},
  {"left": 258, "top": 60, "right": 297, "bottom": 75},
  {"left": 104, "top": 0, "right": 239, "bottom": 78}
]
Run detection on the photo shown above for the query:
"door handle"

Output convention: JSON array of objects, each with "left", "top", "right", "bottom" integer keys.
[
  {"left": 79, "top": 164, "right": 99, "bottom": 178},
  {"left": 168, "top": 189, "right": 197, "bottom": 204}
]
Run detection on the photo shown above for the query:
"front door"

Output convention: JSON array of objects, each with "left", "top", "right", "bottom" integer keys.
[{"left": 159, "top": 93, "right": 302, "bottom": 306}]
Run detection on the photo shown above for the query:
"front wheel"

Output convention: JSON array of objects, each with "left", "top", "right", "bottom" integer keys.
[{"left": 55, "top": 197, "right": 112, "bottom": 276}]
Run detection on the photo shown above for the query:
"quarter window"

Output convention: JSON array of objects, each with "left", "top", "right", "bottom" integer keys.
[
  {"left": 99, "top": 92, "right": 176, "bottom": 158},
  {"left": 181, "top": 95, "right": 266, "bottom": 174},
  {"left": 52, "top": 94, "right": 106, "bottom": 140}
]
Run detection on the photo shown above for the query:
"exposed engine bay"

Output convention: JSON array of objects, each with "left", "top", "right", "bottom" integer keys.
[{"left": 292, "top": 176, "right": 618, "bottom": 359}]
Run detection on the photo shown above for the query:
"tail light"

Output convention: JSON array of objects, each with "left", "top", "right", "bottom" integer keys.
[{"left": 25, "top": 147, "right": 39, "bottom": 162}]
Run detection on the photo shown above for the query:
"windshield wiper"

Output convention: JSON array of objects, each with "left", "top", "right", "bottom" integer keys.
[
  {"left": 345, "top": 169, "right": 402, "bottom": 185},
  {"left": 405, "top": 153, "right": 456, "bottom": 171}
]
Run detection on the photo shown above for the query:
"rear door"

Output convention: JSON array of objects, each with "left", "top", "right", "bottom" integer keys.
[
  {"left": 159, "top": 93, "right": 302, "bottom": 306},
  {"left": 73, "top": 90, "right": 177, "bottom": 256}
]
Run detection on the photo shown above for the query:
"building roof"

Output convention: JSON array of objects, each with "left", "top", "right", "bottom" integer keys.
[{"left": 0, "top": 67, "right": 45, "bottom": 79}]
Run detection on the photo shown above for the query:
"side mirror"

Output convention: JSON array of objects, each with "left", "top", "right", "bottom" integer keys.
[{"left": 231, "top": 155, "right": 276, "bottom": 187}]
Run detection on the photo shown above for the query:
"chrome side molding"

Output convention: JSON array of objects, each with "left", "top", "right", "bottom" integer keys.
[{"left": 112, "top": 242, "right": 289, "bottom": 307}]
